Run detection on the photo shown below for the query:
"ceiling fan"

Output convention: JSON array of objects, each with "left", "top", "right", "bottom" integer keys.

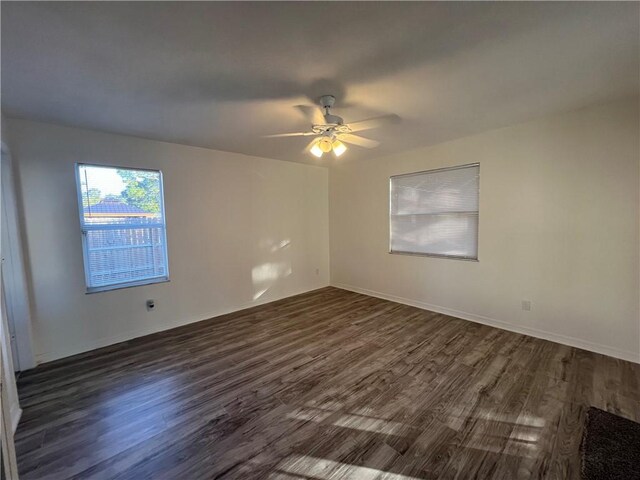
[{"left": 265, "top": 95, "right": 400, "bottom": 158}]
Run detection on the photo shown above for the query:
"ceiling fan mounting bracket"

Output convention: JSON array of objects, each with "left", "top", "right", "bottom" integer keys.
[{"left": 319, "top": 95, "right": 336, "bottom": 109}]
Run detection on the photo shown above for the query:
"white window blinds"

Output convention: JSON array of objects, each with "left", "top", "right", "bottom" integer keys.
[
  {"left": 390, "top": 164, "right": 479, "bottom": 260},
  {"left": 76, "top": 164, "right": 169, "bottom": 292}
]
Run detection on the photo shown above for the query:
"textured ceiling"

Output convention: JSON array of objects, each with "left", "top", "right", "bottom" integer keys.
[{"left": 2, "top": 2, "right": 638, "bottom": 164}]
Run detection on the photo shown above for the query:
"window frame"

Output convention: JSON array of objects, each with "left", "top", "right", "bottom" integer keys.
[
  {"left": 388, "top": 162, "right": 480, "bottom": 261},
  {"left": 75, "top": 163, "right": 170, "bottom": 293}
]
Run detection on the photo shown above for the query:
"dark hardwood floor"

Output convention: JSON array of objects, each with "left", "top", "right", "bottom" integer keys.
[{"left": 15, "top": 287, "right": 640, "bottom": 479}]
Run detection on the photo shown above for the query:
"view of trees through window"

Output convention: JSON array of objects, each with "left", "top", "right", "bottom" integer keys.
[{"left": 80, "top": 168, "right": 161, "bottom": 215}]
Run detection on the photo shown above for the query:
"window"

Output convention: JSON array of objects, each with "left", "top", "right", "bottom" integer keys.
[
  {"left": 389, "top": 163, "right": 479, "bottom": 260},
  {"left": 76, "top": 164, "right": 169, "bottom": 292}
]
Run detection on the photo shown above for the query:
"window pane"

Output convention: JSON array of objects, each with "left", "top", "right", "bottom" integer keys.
[
  {"left": 390, "top": 213, "right": 478, "bottom": 258},
  {"left": 85, "top": 227, "right": 167, "bottom": 287},
  {"left": 78, "top": 165, "right": 163, "bottom": 225},
  {"left": 391, "top": 165, "right": 479, "bottom": 215},
  {"left": 390, "top": 165, "right": 479, "bottom": 259},
  {"left": 77, "top": 164, "right": 168, "bottom": 290}
]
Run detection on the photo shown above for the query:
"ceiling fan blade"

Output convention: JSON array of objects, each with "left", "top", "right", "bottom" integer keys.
[
  {"left": 263, "top": 132, "right": 315, "bottom": 138},
  {"left": 347, "top": 114, "right": 400, "bottom": 132},
  {"left": 339, "top": 133, "right": 380, "bottom": 149},
  {"left": 295, "top": 105, "right": 326, "bottom": 126}
]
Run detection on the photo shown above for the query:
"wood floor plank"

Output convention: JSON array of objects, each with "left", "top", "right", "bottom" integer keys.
[{"left": 15, "top": 286, "right": 640, "bottom": 480}]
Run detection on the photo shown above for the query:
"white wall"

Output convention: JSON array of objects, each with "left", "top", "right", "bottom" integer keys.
[
  {"left": 7, "top": 119, "right": 330, "bottom": 363},
  {"left": 330, "top": 98, "right": 640, "bottom": 362}
]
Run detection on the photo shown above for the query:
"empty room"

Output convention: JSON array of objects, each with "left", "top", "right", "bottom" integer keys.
[{"left": 0, "top": 2, "right": 639, "bottom": 479}]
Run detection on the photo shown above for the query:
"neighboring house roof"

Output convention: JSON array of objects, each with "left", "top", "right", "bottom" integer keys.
[{"left": 84, "top": 199, "right": 155, "bottom": 217}]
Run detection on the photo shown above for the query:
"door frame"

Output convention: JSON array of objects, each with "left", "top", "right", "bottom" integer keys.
[{"left": 1, "top": 141, "right": 35, "bottom": 372}]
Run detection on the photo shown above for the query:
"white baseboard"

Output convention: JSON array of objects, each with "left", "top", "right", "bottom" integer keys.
[
  {"left": 10, "top": 404, "right": 21, "bottom": 433},
  {"left": 35, "top": 283, "right": 330, "bottom": 365},
  {"left": 332, "top": 283, "right": 640, "bottom": 364}
]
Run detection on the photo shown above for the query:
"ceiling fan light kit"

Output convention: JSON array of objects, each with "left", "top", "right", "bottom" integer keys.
[
  {"left": 310, "top": 143, "right": 324, "bottom": 158},
  {"left": 332, "top": 139, "right": 347, "bottom": 157},
  {"left": 265, "top": 94, "right": 397, "bottom": 159},
  {"left": 318, "top": 134, "right": 334, "bottom": 153},
  {"left": 309, "top": 133, "right": 346, "bottom": 158}
]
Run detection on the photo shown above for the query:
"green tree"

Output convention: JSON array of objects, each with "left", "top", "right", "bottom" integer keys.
[
  {"left": 82, "top": 188, "right": 102, "bottom": 208},
  {"left": 117, "top": 169, "right": 161, "bottom": 213}
]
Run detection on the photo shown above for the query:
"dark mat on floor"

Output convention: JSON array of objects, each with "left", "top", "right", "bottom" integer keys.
[{"left": 581, "top": 407, "right": 640, "bottom": 480}]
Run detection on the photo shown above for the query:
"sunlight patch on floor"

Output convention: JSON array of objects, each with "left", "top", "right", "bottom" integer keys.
[
  {"left": 287, "top": 407, "right": 408, "bottom": 436},
  {"left": 441, "top": 405, "right": 546, "bottom": 432},
  {"left": 271, "top": 454, "right": 423, "bottom": 480},
  {"left": 332, "top": 413, "right": 406, "bottom": 436}
]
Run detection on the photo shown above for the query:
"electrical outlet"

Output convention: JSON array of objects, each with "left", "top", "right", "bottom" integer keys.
[
  {"left": 521, "top": 300, "right": 531, "bottom": 311},
  {"left": 146, "top": 299, "right": 155, "bottom": 311}
]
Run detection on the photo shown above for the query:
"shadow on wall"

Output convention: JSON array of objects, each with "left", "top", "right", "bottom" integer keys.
[{"left": 251, "top": 238, "right": 293, "bottom": 301}]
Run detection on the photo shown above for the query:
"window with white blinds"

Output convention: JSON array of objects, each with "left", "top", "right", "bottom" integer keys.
[
  {"left": 76, "top": 164, "right": 169, "bottom": 292},
  {"left": 390, "top": 163, "right": 479, "bottom": 260}
]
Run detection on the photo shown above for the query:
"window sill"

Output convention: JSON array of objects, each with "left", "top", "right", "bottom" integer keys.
[
  {"left": 389, "top": 250, "right": 479, "bottom": 262},
  {"left": 86, "top": 277, "right": 170, "bottom": 294}
]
